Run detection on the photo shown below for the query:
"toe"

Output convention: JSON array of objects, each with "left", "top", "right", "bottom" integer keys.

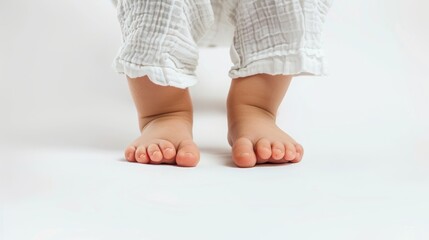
[
  {"left": 135, "top": 146, "right": 149, "bottom": 164},
  {"left": 124, "top": 146, "right": 137, "bottom": 162},
  {"left": 232, "top": 137, "right": 257, "bottom": 168},
  {"left": 284, "top": 143, "right": 297, "bottom": 161},
  {"left": 176, "top": 140, "right": 200, "bottom": 167},
  {"left": 158, "top": 140, "right": 176, "bottom": 160},
  {"left": 147, "top": 143, "right": 163, "bottom": 163},
  {"left": 255, "top": 138, "right": 271, "bottom": 162},
  {"left": 271, "top": 141, "right": 285, "bottom": 160},
  {"left": 292, "top": 144, "right": 304, "bottom": 163}
]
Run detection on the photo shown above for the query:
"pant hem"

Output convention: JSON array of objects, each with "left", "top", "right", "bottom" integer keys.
[
  {"left": 228, "top": 50, "right": 327, "bottom": 79},
  {"left": 114, "top": 59, "right": 197, "bottom": 89}
]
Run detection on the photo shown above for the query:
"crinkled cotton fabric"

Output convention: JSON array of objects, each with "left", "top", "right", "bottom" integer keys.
[{"left": 113, "top": 0, "right": 332, "bottom": 88}]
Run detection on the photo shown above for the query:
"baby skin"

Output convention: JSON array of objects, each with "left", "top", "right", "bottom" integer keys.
[{"left": 124, "top": 74, "right": 303, "bottom": 168}]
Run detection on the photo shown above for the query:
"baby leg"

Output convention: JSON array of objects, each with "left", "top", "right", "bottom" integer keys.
[
  {"left": 227, "top": 74, "right": 304, "bottom": 167},
  {"left": 125, "top": 76, "right": 199, "bottom": 167},
  {"left": 227, "top": 0, "right": 331, "bottom": 167},
  {"left": 114, "top": 0, "right": 214, "bottom": 166}
]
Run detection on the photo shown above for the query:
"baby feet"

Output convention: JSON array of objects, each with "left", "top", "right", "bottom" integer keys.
[
  {"left": 125, "top": 74, "right": 303, "bottom": 168},
  {"left": 124, "top": 108, "right": 302, "bottom": 168}
]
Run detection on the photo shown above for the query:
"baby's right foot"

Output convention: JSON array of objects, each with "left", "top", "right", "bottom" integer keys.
[
  {"left": 124, "top": 76, "right": 199, "bottom": 167},
  {"left": 125, "top": 112, "right": 199, "bottom": 167}
]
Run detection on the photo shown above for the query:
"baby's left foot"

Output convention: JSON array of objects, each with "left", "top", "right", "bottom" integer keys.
[
  {"left": 227, "top": 107, "right": 304, "bottom": 168},
  {"left": 227, "top": 74, "right": 304, "bottom": 168}
]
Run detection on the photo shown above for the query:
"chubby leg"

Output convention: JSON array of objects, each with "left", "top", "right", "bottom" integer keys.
[
  {"left": 227, "top": 74, "right": 304, "bottom": 168},
  {"left": 124, "top": 76, "right": 200, "bottom": 167}
]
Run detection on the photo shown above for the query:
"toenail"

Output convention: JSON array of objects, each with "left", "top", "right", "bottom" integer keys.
[
  {"left": 261, "top": 147, "right": 271, "bottom": 153},
  {"left": 287, "top": 150, "right": 294, "bottom": 156},
  {"left": 184, "top": 152, "right": 194, "bottom": 158},
  {"left": 127, "top": 153, "right": 133, "bottom": 160},
  {"left": 273, "top": 149, "right": 283, "bottom": 155},
  {"left": 240, "top": 152, "right": 251, "bottom": 157},
  {"left": 139, "top": 154, "right": 145, "bottom": 159},
  {"left": 165, "top": 148, "right": 174, "bottom": 153}
]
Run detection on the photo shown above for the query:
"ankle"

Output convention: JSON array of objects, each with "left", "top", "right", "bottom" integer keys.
[
  {"left": 227, "top": 102, "right": 276, "bottom": 123},
  {"left": 226, "top": 74, "right": 292, "bottom": 123},
  {"left": 139, "top": 110, "right": 193, "bottom": 132},
  {"left": 127, "top": 76, "right": 195, "bottom": 131}
]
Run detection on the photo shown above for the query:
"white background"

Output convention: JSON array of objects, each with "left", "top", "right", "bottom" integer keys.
[{"left": 1, "top": 0, "right": 428, "bottom": 239}]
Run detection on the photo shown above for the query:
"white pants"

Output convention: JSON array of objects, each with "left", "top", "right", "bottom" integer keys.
[{"left": 113, "top": 0, "right": 332, "bottom": 88}]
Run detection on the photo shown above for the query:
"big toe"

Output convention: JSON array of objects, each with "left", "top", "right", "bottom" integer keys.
[
  {"left": 232, "top": 137, "right": 257, "bottom": 168},
  {"left": 176, "top": 140, "right": 200, "bottom": 167}
]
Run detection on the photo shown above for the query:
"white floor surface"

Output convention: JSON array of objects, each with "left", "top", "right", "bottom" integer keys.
[{"left": 1, "top": 1, "right": 428, "bottom": 239}]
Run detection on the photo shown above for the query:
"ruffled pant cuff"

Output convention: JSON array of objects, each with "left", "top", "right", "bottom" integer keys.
[
  {"left": 114, "top": 59, "right": 198, "bottom": 89},
  {"left": 229, "top": 49, "right": 327, "bottom": 79}
]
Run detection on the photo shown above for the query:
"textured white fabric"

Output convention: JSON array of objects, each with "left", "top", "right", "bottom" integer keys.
[{"left": 114, "top": 0, "right": 332, "bottom": 88}]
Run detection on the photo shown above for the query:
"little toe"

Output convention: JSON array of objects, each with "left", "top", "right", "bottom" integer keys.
[
  {"left": 176, "top": 140, "right": 200, "bottom": 167},
  {"left": 271, "top": 141, "right": 285, "bottom": 161},
  {"left": 232, "top": 137, "right": 257, "bottom": 168},
  {"left": 284, "top": 143, "right": 297, "bottom": 161},
  {"left": 135, "top": 146, "right": 149, "bottom": 164},
  {"left": 147, "top": 143, "right": 163, "bottom": 163},
  {"left": 291, "top": 144, "right": 304, "bottom": 163},
  {"left": 255, "top": 138, "right": 272, "bottom": 163},
  {"left": 159, "top": 140, "right": 176, "bottom": 160},
  {"left": 125, "top": 146, "right": 137, "bottom": 162}
]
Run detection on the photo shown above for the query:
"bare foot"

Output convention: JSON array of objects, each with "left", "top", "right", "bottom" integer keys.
[
  {"left": 227, "top": 74, "right": 304, "bottom": 168},
  {"left": 124, "top": 76, "right": 199, "bottom": 167}
]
